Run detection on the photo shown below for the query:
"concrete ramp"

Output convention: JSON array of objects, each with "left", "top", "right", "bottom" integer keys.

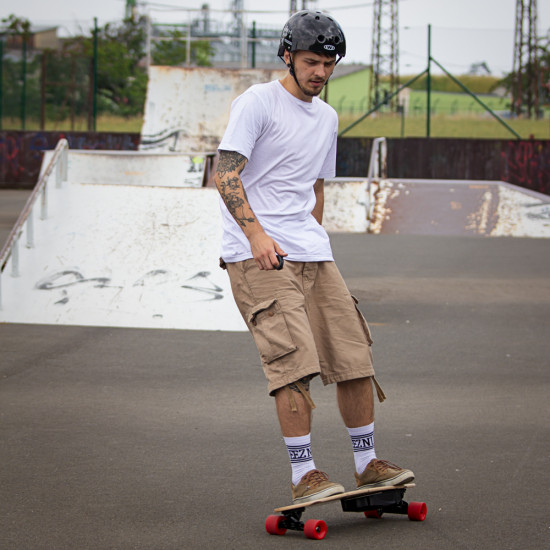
[
  {"left": 0, "top": 150, "right": 246, "bottom": 331},
  {"left": 0, "top": 150, "right": 369, "bottom": 331},
  {"left": 370, "top": 179, "right": 550, "bottom": 237}
]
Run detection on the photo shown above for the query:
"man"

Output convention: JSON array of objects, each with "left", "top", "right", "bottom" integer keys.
[{"left": 214, "top": 10, "right": 414, "bottom": 505}]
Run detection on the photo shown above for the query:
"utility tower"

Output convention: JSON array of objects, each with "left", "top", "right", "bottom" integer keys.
[
  {"left": 512, "top": 0, "right": 539, "bottom": 117},
  {"left": 289, "top": 1, "right": 315, "bottom": 15},
  {"left": 368, "top": 0, "right": 400, "bottom": 111}
]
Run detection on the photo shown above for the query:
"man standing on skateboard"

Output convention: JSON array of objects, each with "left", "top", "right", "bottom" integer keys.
[{"left": 215, "top": 9, "right": 414, "bottom": 505}]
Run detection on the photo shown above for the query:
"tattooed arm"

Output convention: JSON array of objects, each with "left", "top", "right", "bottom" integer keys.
[{"left": 214, "top": 150, "right": 287, "bottom": 270}]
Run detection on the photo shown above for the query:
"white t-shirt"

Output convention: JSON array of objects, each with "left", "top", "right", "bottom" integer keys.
[{"left": 218, "top": 79, "right": 338, "bottom": 263}]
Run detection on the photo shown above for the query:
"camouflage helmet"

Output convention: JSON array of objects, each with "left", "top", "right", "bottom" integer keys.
[{"left": 278, "top": 10, "right": 346, "bottom": 60}]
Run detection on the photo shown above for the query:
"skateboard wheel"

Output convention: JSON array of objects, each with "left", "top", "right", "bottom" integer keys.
[
  {"left": 407, "top": 501, "right": 427, "bottom": 521},
  {"left": 265, "top": 514, "right": 287, "bottom": 535},
  {"left": 364, "top": 509, "right": 384, "bottom": 519},
  {"left": 304, "top": 519, "right": 327, "bottom": 540}
]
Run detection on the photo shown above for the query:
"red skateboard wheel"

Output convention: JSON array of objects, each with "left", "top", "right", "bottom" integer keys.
[
  {"left": 304, "top": 519, "right": 328, "bottom": 540},
  {"left": 265, "top": 514, "right": 287, "bottom": 535},
  {"left": 408, "top": 501, "right": 427, "bottom": 521}
]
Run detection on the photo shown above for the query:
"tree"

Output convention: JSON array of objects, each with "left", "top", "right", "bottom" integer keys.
[
  {"left": 2, "top": 14, "right": 31, "bottom": 37},
  {"left": 1, "top": 14, "right": 37, "bottom": 126},
  {"left": 65, "top": 16, "right": 148, "bottom": 117},
  {"left": 152, "top": 29, "right": 213, "bottom": 67}
]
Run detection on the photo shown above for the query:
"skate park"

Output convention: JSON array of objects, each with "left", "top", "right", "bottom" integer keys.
[{"left": 1, "top": 65, "right": 550, "bottom": 548}]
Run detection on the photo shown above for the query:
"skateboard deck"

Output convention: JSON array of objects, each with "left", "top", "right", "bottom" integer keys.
[{"left": 266, "top": 483, "right": 427, "bottom": 540}]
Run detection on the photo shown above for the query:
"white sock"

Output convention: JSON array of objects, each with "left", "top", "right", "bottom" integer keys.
[
  {"left": 348, "top": 422, "right": 377, "bottom": 474},
  {"left": 284, "top": 434, "right": 317, "bottom": 486}
]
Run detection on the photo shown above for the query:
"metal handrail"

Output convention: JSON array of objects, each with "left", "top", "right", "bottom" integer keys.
[
  {"left": 367, "top": 137, "right": 387, "bottom": 189},
  {"left": 0, "top": 139, "right": 69, "bottom": 309},
  {"left": 365, "top": 137, "right": 388, "bottom": 226}
]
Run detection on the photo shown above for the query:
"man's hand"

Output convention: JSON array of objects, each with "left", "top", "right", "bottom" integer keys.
[{"left": 249, "top": 231, "right": 288, "bottom": 271}]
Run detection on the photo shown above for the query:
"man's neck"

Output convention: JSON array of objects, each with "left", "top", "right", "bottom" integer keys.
[{"left": 280, "top": 73, "right": 314, "bottom": 103}]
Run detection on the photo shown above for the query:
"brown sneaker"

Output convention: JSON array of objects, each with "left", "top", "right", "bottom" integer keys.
[
  {"left": 355, "top": 459, "right": 415, "bottom": 489},
  {"left": 291, "top": 470, "right": 345, "bottom": 504}
]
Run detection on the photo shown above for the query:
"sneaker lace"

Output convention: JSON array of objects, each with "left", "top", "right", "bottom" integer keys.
[
  {"left": 372, "top": 459, "right": 401, "bottom": 472},
  {"left": 302, "top": 469, "right": 329, "bottom": 487}
]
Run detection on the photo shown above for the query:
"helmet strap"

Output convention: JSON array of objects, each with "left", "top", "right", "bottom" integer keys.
[{"left": 287, "top": 53, "right": 300, "bottom": 87}]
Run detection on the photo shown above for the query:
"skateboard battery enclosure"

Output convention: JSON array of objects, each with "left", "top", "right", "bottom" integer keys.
[{"left": 340, "top": 487, "right": 408, "bottom": 514}]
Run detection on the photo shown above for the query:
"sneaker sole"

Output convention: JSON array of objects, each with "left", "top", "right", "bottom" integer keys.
[
  {"left": 357, "top": 470, "right": 415, "bottom": 490},
  {"left": 292, "top": 483, "right": 345, "bottom": 505}
]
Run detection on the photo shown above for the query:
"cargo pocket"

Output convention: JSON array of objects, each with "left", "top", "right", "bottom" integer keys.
[
  {"left": 247, "top": 299, "right": 297, "bottom": 364},
  {"left": 351, "top": 295, "right": 374, "bottom": 345}
]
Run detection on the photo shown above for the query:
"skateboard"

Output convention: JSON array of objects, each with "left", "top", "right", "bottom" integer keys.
[{"left": 265, "top": 483, "right": 426, "bottom": 540}]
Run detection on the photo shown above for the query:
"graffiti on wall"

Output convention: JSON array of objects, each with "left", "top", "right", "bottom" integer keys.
[
  {"left": 336, "top": 137, "right": 550, "bottom": 196},
  {"left": 500, "top": 141, "right": 550, "bottom": 196},
  {"left": 0, "top": 131, "right": 140, "bottom": 187}
]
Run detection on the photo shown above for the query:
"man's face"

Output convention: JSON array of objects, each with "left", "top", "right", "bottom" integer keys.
[{"left": 284, "top": 50, "right": 337, "bottom": 98}]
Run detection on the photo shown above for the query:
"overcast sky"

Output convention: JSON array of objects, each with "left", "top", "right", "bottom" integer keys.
[{"left": 4, "top": 0, "right": 550, "bottom": 76}]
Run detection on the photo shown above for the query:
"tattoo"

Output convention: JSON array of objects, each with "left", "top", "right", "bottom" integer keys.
[
  {"left": 217, "top": 150, "right": 247, "bottom": 176},
  {"left": 289, "top": 375, "right": 313, "bottom": 394},
  {"left": 215, "top": 151, "right": 256, "bottom": 228}
]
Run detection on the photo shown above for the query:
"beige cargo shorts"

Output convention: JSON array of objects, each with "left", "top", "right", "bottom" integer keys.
[{"left": 225, "top": 259, "right": 376, "bottom": 396}]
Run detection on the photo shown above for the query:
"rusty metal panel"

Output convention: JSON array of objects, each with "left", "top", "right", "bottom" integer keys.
[
  {"left": 140, "top": 66, "right": 286, "bottom": 153},
  {"left": 370, "top": 179, "right": 550, "bottom": 237}
]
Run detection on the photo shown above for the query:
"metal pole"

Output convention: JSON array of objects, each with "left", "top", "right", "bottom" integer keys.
[
  {"left": 251, "top": 21, "right": 256, "bottom": 69},
  {"left": 187, "top": 17, "right": 191, "bottom": 67},
  {"left": 40, "top": 52, "right": 46, "bottom": 130},
  {"left": 239, "top": 7, "right": 247, "bottom": 68},
  {"left": 93, "top": 17, "right": 98, "bottom": 131},
  {"left": 0, "top": 39, "right": 3, "bottom": 130},
  {"left": 21, "top": 38, "right": 27, "bottom": 130},
  {"left": 339, "top": 69, "right": 427, "bottom": 136},
  {"left": 145, "top": 12, "right": 152, "bottom": 74},
  {"left": 426, "top": 24, "right": 431, "bottom": 138}
]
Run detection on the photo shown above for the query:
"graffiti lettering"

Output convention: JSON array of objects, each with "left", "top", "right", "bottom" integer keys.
[{"left": 35, "top": 268, "right": 224, "bottom": 306}]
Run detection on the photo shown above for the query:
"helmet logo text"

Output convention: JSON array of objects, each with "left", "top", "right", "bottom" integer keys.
[{"left": 324, "top": 44, "right": 335, "bottom": 51}]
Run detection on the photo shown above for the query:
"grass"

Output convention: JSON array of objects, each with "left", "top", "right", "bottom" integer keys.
[
  {"left": 3, "top": 111, "right": 548, "bottom": 141},
  {"left": 338, "top": 114, "right": 549, "bottom": 140},
  {"left": 327, "top": 68, "right": 549, "bottom": 139},
  {"left": 1, "top": 115, "right": 143, "bottom": 133}
]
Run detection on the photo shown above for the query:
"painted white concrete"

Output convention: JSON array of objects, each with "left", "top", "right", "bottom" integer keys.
[
  {"left": 42, "top": 150, "right": 207, "bottom": 188},
  {"left": 140, "top": 66, "right": 286, "bottom": 153},
  {"left": 0, "top": 180, "right": 245, "bottom": 330}
]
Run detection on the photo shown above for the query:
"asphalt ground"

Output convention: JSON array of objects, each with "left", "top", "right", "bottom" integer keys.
[{"left": 1, "top": 190, "right": 550, "bottom": 549}]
